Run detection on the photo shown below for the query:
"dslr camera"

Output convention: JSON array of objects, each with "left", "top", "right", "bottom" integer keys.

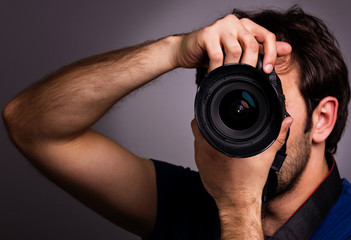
[{"left": 194, "top": 57, "right": 289, "bottom": 157}]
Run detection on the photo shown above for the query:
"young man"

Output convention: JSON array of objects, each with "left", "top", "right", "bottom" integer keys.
[{"left": 3, "top": 6, "right": 351, "bottom": 240}]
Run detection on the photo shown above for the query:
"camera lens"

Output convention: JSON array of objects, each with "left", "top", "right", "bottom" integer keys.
[
  {"left": 219, "top": 90, "right": 259, "bottom": 130},
  {"left": 194, "top": 63, "right": 286, "bottom": 157}
]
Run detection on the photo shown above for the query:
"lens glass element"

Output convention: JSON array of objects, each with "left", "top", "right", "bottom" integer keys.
[{"left": 218, "top": 90, "right": 259, "bottom": 130}]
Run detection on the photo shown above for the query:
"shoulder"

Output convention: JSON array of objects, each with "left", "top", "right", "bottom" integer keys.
[
  {"left": 310, "top": 179, "right": 351, "bottom": 240},
  {"left": 341, "top": 178, "right": 351, "bottom": 194}
]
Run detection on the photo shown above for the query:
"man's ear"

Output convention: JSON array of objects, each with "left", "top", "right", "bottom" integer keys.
[{"left": 312, "top": 96, "right": 339, "bottom": 143}]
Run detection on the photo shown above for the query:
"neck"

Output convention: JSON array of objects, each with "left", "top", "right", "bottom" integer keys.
[{"left": 262, "top": 144, "right": 330, "bottom": 236}]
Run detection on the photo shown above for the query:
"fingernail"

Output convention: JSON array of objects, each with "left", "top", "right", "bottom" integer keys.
[{"left": 264, "top": 64, "right": 273, "bottom": 73}]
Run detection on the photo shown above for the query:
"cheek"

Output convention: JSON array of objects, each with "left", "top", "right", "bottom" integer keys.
[{"left": 285, "top": 95, "right": 308, "bottom": 142}]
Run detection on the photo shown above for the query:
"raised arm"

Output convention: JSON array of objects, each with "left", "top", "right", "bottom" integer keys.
[
  {"left": 3, "top": 14, "right": 291, "bottom": 239},
  {"left": 2, "top": 37, "right": 181, "bottom": 238}
]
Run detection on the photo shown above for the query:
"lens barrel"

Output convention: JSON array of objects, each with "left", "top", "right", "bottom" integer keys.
[{"left": 194, "top": 62, "right": 287, "bottom": 157}]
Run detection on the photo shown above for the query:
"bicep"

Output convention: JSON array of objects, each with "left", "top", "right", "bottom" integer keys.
[{"left": 26, "top": 129, "right": 157, "bottom": 238}]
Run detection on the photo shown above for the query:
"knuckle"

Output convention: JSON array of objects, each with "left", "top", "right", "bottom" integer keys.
[
  {"left": 226, "top": 43, "right": 242, "bottom": 55},
  {"left": 209, "top": 51, "right": 223, "bottom": 62},
  {"left": 240, "top": 17, "right": 254, "bottom": 25},
  {"left": 224, "top": 14, "right": 238, "bottom": 22},
  {"left": 245, "top": 38, "right": 259, "bottom": 51},
  {"left": 200, "top": 26, "right": 213, "bottom": 38},
  {"left": 215, "top": 14, "right": 239, "bottom": 28},
  {"left": 276, "top": 137, "right": 285, "bottom": 146},
  {"left": 241, "top": 30, "right": 253, "bottom": 39},
  {"left": 276, "top": 131, "right": 288, "bottom": 147},
  {"left": 266, "top": 32, "right": 276, "bottom": 41}
]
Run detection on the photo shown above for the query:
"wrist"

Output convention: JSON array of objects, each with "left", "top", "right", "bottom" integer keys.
[
  {"left": 218, "top": 200, "right": 263, "bottom": 240},
  {"left": 216, "top": 194, "right": 262, "bottom": 216},
  {"left": 160, "top": 35, "right": 183, "bottom": 70},
  {"left": 214, "top": 188, "right": 263, "bottom": 210}
]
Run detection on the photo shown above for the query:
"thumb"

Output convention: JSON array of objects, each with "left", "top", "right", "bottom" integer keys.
[{"left": 271, "top": 116, "right": 293, "bottom": 152}]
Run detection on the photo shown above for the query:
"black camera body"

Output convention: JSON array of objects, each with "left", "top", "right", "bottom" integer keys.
[{"left": 194, "top": 58, "right": 288, "bottom": 157}]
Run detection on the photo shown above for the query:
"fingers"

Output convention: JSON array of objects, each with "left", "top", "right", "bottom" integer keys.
[
  {"left": 204, "top": 35, "right": 225, "bottom": 72},
  {"left": 276, "top": 41, "right": 292, "bottom": 56},
  {"left": 222, "top": 36, "right": 242, "bottom": 65},
  {"left": 199, "top": 14, "right": 292, "bottom": 73},
  {"left": 241, "top": 18, "right": 277, "bottom": 73}
]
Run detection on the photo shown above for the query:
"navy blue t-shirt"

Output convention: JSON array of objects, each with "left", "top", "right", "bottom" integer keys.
[{"left": 149, "top": 160, "right": 351, "bottom": 240}]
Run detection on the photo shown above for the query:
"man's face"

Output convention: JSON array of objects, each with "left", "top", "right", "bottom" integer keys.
[{"left": 273, "top": 60, "right": 312, "bottom": 198}]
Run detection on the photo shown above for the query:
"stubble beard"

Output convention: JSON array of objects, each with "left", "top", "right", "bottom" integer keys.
[{"left": 273, "top": 131, "right": 311, "bottom": 199}]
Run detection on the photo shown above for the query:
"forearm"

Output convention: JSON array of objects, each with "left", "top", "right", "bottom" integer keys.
[{"left": 4, "top": 36, "right": 180, "bottom": 144}]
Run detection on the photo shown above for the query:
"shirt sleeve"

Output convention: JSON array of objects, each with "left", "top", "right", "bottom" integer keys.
[{"left": 147, "top": 160, "right": 219, "bottom": 240}]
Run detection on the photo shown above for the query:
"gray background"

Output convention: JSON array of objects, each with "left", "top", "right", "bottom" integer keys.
[{"left": 1, "top": 0, "right": 350, "bottom": 239}]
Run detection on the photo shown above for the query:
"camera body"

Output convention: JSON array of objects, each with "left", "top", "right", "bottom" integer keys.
[{"left": 194, "top": 59, "right": 288, "bottom": 157}]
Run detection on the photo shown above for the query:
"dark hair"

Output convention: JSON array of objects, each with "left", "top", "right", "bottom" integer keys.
[{"left": 196, "top": 5, "right": 350, "bottom": 154}]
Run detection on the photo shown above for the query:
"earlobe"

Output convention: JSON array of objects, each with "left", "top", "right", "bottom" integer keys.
[{"left": 312, "top": 97, "right": 338, "bottom": 143}]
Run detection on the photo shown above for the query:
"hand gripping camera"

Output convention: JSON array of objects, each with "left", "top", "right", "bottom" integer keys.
[{"left": 194, "top": 57, "right": 289, "bottom": 157}]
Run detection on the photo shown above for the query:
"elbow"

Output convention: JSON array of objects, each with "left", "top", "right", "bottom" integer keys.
[
  {"left": 2, "top": 99, "right": 25, "bottom": 145},
  {"left": 3, "top": 100, "right": 41, "bottom": 160},
  {"left": 3, "top": 100, "right": 15, "bottom": 133}
]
